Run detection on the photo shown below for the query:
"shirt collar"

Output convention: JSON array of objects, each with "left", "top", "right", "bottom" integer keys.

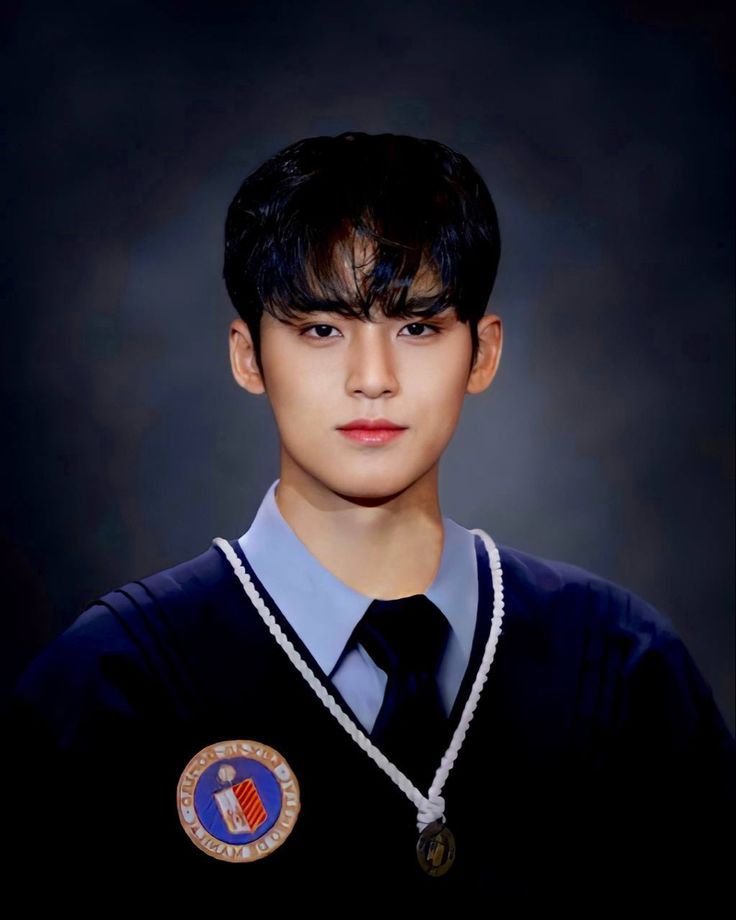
[{"left": 238, "top": 479, "right": 478, "bottom": 678}]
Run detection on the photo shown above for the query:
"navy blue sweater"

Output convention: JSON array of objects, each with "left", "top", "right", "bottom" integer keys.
[{"left": 3, "top": 536, "right": 733, "bottom": 909}]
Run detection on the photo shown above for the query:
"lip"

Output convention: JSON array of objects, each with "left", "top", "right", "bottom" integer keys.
[
  {"left": 338, "top": 428, "right": 407, "bottom": 445},
  {"left": 337, "top": 418, "right": 408, "bottom": 446},
  {"left": 338, "top": 418, "right": 407, "bottom": 430}
]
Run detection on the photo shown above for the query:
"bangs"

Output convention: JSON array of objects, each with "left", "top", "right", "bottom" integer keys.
[{"left": 263, "top": 215, "right": 454, "bottom": 323}]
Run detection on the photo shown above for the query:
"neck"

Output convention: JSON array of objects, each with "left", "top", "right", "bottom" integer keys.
[{"left": 274, "top": 454, "right": 445, "bottom": 600}]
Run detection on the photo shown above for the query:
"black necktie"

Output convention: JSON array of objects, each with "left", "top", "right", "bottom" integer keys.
[{"left": 352, "top": 594, "right": 452, "bottom": 790}]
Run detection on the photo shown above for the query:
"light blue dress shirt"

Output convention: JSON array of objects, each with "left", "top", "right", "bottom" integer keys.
[{"left": 238, "top": 479, "right": 480, "bottom": 734}]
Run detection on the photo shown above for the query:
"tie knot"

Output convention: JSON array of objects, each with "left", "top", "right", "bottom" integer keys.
[{"left": 353, "top": 594, "right": 450, "bottom": 679}]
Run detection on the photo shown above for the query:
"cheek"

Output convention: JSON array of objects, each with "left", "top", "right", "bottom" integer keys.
[
  {"left": 417, "top": 355, "right": 469, "bottom": 442},
  {"left": 268, "top": 361, "right": 333, "bottom": 428},
  {"left": 411, "top": 347, "right": 468, "bottom": 407}
]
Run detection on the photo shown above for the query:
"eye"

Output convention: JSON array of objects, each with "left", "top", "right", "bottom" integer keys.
[
  {"left": 299, "top": 324, "right": 341, "bottom": 338},
  {"left": 399, "top": 322, "right": 442, "bottom": 337}
]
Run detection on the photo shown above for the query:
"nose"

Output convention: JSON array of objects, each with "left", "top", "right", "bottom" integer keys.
[{"left": 346, "top": 324, "right": 399, "bottom": 398}]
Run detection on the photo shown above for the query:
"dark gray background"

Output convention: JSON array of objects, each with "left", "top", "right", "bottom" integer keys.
[{"left": 2, "top": 0, "right": 733, "bottom": 733}]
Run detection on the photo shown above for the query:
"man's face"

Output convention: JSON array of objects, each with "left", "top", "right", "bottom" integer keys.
[{"left": 252, "top": 239, "right": 481, "bottom": 503}]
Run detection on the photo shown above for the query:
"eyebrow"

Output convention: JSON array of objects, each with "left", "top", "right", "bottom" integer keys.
[{"left": 302, "top": 295, "right": 454, "bottom": 319}]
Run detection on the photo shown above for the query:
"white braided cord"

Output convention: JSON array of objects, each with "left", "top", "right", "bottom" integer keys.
[{"left": 212, "top": 527, "right": 505, "bottom": 833}]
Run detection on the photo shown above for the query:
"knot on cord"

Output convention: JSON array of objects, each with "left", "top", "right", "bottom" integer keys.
[{"left": 417, "top": 792, "right": 446, "bottom": 832}]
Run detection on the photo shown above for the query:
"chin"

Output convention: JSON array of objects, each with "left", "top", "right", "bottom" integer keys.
[{"left": 321, "top": 468, "right": 431, "bottom": 504}]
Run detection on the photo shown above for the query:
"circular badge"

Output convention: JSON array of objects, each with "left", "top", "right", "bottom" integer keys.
[{"left": 177, "top": 739, "right": 301, "bottom": 863}]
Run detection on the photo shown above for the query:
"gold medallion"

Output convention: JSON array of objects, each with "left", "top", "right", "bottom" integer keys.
[
  {"left": 416, "top": 820, "right": 456, "bottom": 876},
  {"left": 177, "top": 739, "right": 301, "bottom": 863}
]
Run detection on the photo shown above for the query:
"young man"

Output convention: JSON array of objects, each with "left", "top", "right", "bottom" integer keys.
[{"left": 4, "top": 132, "right": 734, "bottom": 908}]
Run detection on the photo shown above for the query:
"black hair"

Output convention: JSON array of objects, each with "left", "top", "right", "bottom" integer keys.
[{"left": 223, "top": 131, "right": 501, "bottom": 377}]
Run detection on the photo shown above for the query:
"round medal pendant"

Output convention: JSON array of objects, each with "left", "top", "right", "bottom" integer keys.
[{"left": 416, "top": 820, "right": 456, "bottom": 876}]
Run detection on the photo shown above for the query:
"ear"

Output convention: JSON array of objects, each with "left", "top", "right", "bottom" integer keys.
[
  {"left": 229, "top": 318, "right": 266, "bottom": 395},
  {"left": 466, "top": 314, "right": 503, "bottom": 395}
]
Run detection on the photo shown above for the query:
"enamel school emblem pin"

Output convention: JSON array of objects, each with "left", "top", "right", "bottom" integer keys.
[{"left": 177, "top": 739, "right": 301, "bottom": 863}]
